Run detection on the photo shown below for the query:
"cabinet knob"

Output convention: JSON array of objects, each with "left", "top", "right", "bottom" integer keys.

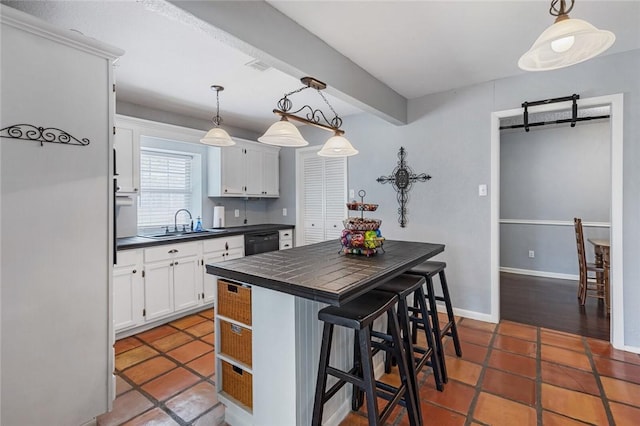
[
  {"left": 174, "top": 261, "right": 179, "bottom": 265},
  {"left": 132, "top": 269, "right": 137, "bottom": 274}
]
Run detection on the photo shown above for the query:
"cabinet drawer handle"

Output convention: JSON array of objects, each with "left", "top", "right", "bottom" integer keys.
[
  {"left": 168, "top": 249, "right": 178, "bottom": 254},
  {"left": 227, "top": 284, "right": 238, "bottom": 293},
  {"left": 231, "top": 324, "right": 243, "bottom": 334},
  {"left": 232, "top": 365, "right": 243, "bottom": 375}
]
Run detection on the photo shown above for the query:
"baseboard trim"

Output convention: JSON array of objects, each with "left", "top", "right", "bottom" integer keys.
[
  {"left": 435, "top": 304, "right": 496, "bottom": 324},
  {"left": 622, "top": 344, "right": 640, "bottom": 355},
  {"left": 324, "top": 400, "right": 352, "bottom": 426},
  {"left": 115, "top": 302, "right": 215, "bottom": 340},
  {"left": 500, "top": 267, "right": 578, "bottom": 281}
]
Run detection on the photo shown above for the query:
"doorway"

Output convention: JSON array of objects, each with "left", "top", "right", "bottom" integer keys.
[
  {"left": 498, "top": 110, "right": 611, "bottom": 340},
  {"left": 490, "top": 94, "right": 624, "bottom": 347}
]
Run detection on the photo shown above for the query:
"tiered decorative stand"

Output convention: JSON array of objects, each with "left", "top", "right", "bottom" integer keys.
[{"left": 341, "top": 190, "right": 384, "bottom": 256}]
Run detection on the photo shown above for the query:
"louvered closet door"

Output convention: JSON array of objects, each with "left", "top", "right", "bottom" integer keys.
[
  {"left": 302, "top": 154, "right": 325, "bottom": 244},
  {"left": 323, "top": 157, "right": 347, "bottom": 240},
  {"left": 299, "top": 149, "right": 346, "bottom": 246}
]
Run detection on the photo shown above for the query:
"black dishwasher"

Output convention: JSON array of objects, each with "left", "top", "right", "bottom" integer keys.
[{"left": 244, "top": 231, "right": 279, "bottom": 255}]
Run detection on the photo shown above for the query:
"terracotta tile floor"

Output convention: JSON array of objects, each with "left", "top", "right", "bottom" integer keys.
[
  {"left": 102, "top": 310, "right": 640, "bottom": 425},
  {"left": 341, "top": 315, "right": 640, "bottom": 426},
  {"left": 98, "top": 309, "right": 224, "bottom": 426}
]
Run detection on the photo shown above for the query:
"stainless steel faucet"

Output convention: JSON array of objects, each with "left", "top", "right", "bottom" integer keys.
[{"left": 174, "top": 209, "right": 193, "bottom": 232}]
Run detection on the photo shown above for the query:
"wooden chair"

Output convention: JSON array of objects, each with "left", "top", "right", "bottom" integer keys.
[{"left": 573, "top": 218, "right": 607, "bottom": 308}]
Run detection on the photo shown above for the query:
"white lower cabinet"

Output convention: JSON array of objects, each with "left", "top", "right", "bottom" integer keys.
[
  {"left": 203, "top": 235, "right": 245, "bottom": 304},
  {"left": 115, "top": 235, "right": 246, "bottom": 334},
  {"left": 143, "top": 241, "right": 202, "bottom": 322},
  {"left": 173, "top": 253, "right": 203, "bottom": 312},
  {"left": 113, "top": 250, "right": 144, "bottom": 332},
  {"left": 279, "top": 228, "right": 294, "bottom": 250},
  {"left": 143, "top": 260, "right": 174, "bottom": 322}
]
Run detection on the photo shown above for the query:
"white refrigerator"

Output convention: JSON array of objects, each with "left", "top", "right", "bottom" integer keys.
[{"left": 1, "top": 6, "right": 123, "bottom": 425}]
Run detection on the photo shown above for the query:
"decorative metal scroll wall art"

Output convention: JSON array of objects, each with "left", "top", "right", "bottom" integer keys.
[
  {"left": 0, "top": 124, "right": 90, "bottom": 146},
  {"left": 376, "top": 147, "right": 431, "bottom": 227}
]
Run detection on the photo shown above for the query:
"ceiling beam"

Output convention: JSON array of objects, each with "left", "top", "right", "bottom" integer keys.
[{"left": 165, "top": 0, "right": 407, "bottom": 125}]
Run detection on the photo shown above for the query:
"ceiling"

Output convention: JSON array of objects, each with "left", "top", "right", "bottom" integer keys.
[{"left": 4, "top": 0, "right": 639, "bottom": 134}]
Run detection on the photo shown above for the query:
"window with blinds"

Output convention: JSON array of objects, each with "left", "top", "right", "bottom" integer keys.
[{"left": 138, "top": 148, "right": 195, "bottom": 228}]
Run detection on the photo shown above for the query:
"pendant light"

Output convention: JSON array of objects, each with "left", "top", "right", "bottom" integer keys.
[
  {"left": 317, "top": 134, "right": 358, "bottom": 157},
  {"left": 259, "top": 116, "right": 309, "bottom": 147},
  {"left": 518, "top": 0, "right": 615, "bottom": 71},
  {"left": 200, "top": 85, "right": 235, "bottom": 146},
  {"left": 259, "top": 77, "right": 357, "bottom": 157}
]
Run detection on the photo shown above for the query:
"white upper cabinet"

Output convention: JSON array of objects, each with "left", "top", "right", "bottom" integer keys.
[
  {"left": 114, "top": 119, "right": 140, "bottom": 194},
  {"left": 208, "top": 139, "right": 280, "bottom": 198}
]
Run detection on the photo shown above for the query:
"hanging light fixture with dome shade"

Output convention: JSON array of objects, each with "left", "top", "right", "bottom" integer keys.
[
  {"left": 258, "top": 76, "right": 358, "bottom": 157},
  {"left": 518, "top": 0, "right": 615, "bottom": 72},
  {"left": 200, "top": 85, "right": 235, "bottom": 147}
]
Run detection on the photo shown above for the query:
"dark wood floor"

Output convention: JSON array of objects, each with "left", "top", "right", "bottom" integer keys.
[{"left": 500, "top": 272, "right": 610, "bottom": 341}]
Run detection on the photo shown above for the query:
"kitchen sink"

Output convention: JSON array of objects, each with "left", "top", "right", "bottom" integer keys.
[{"left": 142, "top": 230, "right": 218, "bottom": 239}]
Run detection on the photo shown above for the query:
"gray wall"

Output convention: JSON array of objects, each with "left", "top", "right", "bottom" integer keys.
[
  {"left": 276, "top": 49, "right": 640, "bottom": 346},
  {"left": 500, "top": 121, "right": 611, "bottom": 275}
]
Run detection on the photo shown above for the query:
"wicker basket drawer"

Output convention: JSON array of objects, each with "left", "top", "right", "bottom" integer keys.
[
  {"left": 221, "top": 360, "right": 253, "bottom": 409},
  {"left": 218, "top": 280, "right": 251, "bottom": 325},
  {"left": 220, "top": 319, "right": 252, "bottom": 367}
]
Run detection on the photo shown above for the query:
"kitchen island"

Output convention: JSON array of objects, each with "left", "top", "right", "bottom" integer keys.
[{"left": 206, "top": 239, "right": 444, "bottom": 425}]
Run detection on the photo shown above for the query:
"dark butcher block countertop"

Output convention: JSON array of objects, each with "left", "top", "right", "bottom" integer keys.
[
  {"left": 206, "top": 239, "right": 445, "bottom": 306},
  {"left": 117, "top": 224, "right": 294, "bottom": 250}
]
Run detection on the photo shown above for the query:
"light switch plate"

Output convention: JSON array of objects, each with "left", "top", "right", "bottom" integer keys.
[
  {"left": 349, "top": 189, "right": 355, "bottom": 199},
  {"left": 282, "top": 208, "right": 287, "bottom": 216},
  {"left": 478, "top": 184, "right": 488, "bottom": 197},
  {"left": 234, "top": 209, "right": 240, "bottom": 217}
]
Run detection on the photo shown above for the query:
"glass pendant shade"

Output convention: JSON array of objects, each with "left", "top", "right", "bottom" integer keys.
[
  {"left": 258, "top": 119, "right": 309, "bottom": 147},
  {"left": 200, "top": 127, "right": 235, "bottom": 146},
  {"left": 518, "top": 17, "right": 615, "bottom": 71},
  {"left": 317, "top": 135, "right": 358, "bottom": 157}
]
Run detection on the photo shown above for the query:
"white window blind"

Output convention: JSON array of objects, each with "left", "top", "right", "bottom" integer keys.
[{"left": 138, "top": 149, "right": 194, "bottom": 227}]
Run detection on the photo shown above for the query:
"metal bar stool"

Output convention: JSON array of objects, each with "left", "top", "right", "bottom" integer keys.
[
  {"left": 408, "top": 261, "right": 462, "bottom": 383},
  {"left": 312, "top": 289, "right": 420, "bottom": 426}
]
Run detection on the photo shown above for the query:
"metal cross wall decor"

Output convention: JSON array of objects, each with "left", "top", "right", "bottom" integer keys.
[{"left": 376, "top": 147, "right": 431, "bottom": 227}]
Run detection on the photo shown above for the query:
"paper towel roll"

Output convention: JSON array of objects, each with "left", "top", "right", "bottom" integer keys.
[{"left": 213, "top": 206, "right": 225, "bottom": 228}]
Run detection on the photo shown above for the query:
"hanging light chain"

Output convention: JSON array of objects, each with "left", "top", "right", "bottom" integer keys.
[
  {"left": 550, "top": 0, "right": 574, "bottom": 17},
  {"left": 277, "top": 85, "right": 310, "bottom": 113},
  {"left": 317, "top": 89, "right": 343, "bottom": 129}
]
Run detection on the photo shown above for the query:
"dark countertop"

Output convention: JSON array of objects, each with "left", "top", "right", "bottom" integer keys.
[
  {"left": 206, "top": 240, "right": 444, "bottom": 306},
  {"left": 117, "top": 224, "right": 294, "bottom": 250}
]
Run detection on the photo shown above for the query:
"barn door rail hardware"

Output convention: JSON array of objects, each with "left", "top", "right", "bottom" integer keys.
[
  {"left": 500, "top": 94, "right": 610, "bottom": 132},
  {"left": 0, "top": 124, "right": 90, "bottom": 146}
]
